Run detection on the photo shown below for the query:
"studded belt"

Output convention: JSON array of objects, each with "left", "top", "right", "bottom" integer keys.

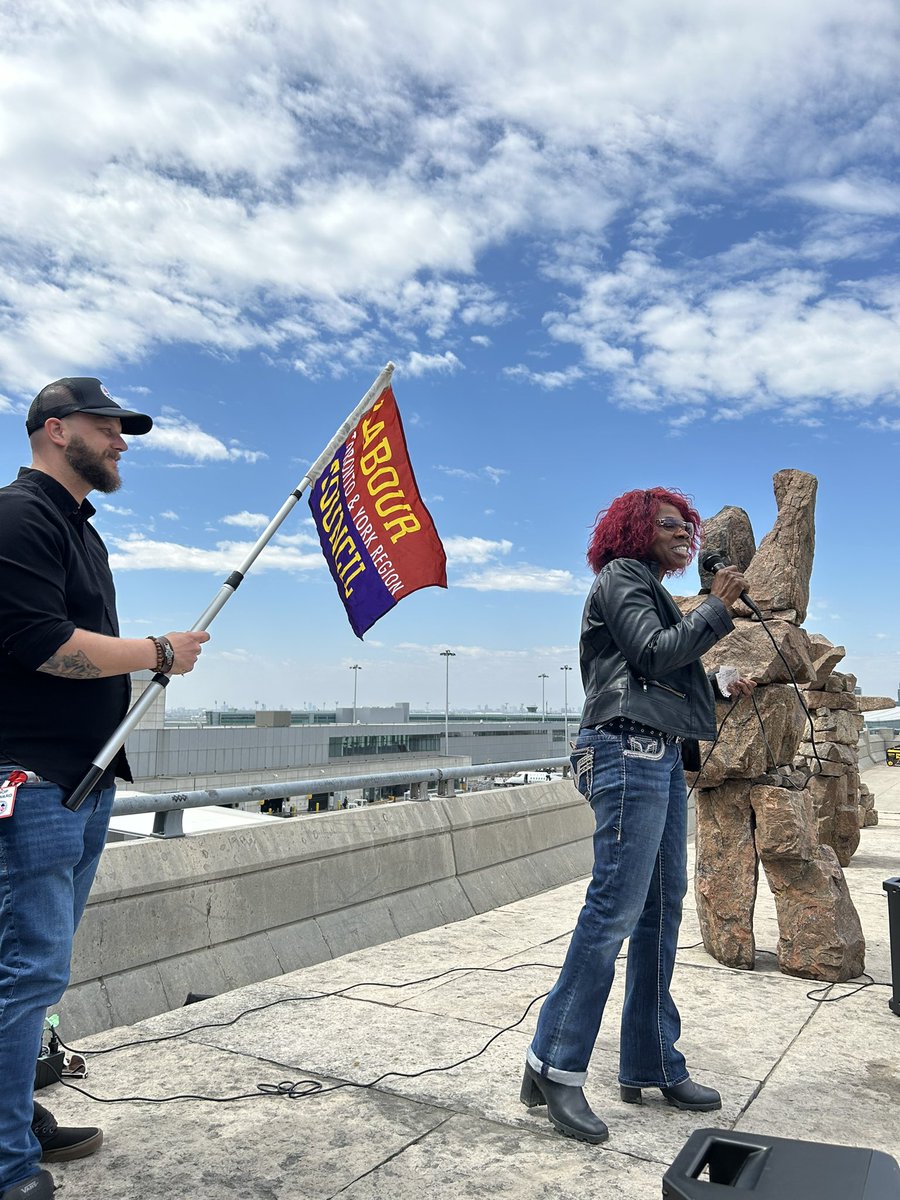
[{"left": 593, "top": 717, "right": 683, "bottom": 744}]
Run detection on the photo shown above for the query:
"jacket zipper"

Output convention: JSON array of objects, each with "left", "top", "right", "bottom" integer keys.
[{"left": 639, "top": 676, "right": 686, "bottom": 700}]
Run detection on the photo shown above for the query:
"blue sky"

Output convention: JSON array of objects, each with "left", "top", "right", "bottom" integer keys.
[{"left": 1, "top": 0, "right": 899, "bottom": 713}]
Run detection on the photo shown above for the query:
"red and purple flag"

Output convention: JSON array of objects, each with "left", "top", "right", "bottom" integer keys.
[{"left": 308, "top": 385, "right": 446, "bottom": 637}]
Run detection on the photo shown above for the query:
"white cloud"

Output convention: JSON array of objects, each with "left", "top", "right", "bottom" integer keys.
[
  {"left": 785, "top": 175, "right": 900, "bottom": 217},
  {"left": 470, "top": 334, "right": 492, "bottom": 347},
  {"left": 443, "top": 535, "right": 513, "bottom": 564},
  {"left": 394, "top": 642, "right": 530, "bottom": 661},
  {"left": 159, "top": 510, "right": 179, "bottom": 520},
  {"left": 483, "top": 466, "right": 508, "bottom": 485},
  {"left": 456, "top": 564, "right": 587, "bottom": 594},
  {"left": 460, "top": 296, "right": 510, "bottom": 325},
  {"left": 437, "top": 465, "right": 479, "bottom": 481},
  {"left": 387, "top": 280, "right": 505, "bottom": 340},
  {"left": 272, "top": 531, "right": 319, "bottom": 548},
  {"left": 139, "top": 411, "right": 267, "bottom": 463},
  {"left": 0, "top": 0, "right": 898, "bottom": 427},
  {"left": 392, "top": 639, "right": 581, "bottom": 660},
  {"left": 546, "top": 259, "right": 900, "bottom": 416},
  {"left": 436, "top": 464, "right": 510, "bottom": 485},
  {"left": 403, "top": 350, "right": 463, "bottom": 377},
  {"left": 222, "top": 511, "right": 270, "bottom": 530},
  {"left": 100, "top": 503, "right": 134, "bottom": 515},
  {"left": 107, "top": 534, "right": 323, "bottom": 572},
  {"left": 504, "top": 364, "right": 585, "bottom": 390}
]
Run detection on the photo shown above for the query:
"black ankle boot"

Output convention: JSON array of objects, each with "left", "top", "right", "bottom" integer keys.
[
  {"left": 620, "top": 1077, "right": 721, "bottom": 1111},
  {"left": 520, "top": 1063, "right": 609, "bottom": 1143}
]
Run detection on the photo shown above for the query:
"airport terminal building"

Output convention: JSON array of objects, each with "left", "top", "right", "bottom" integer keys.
[{"left": 126, "top": 676, "right": 572, "bottom": 803}]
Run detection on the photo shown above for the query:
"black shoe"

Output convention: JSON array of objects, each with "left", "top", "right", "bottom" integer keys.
[
  {"left": 620, "top": 1078, "right": 722, "bottom": 1112},
  {"left": 1, "top": 1170, "right": 56, "bottom": 1199},
  {"left": 33, "top": 1100, "right": 103, "bottom": 1162},
  {"left": 520, "top": 1063, "right": 609, "bottom": 1143}
]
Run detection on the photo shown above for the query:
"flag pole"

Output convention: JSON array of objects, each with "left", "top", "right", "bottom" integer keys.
[{"left": 63, "top": 362, "right": 395, "bottom": 811}]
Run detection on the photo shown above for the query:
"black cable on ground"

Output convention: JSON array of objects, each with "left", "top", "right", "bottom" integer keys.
[
  {"left": 49, "top": 964, "right": 563, "bottom": 1106},
  {"left": 46, "top": 935, "right": 889, "bottom": 1108},
  {"left": 43, "top": 649, "right": 875, "bottom": 1109}
]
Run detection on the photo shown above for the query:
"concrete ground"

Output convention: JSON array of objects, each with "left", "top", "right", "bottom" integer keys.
[{"left": 43, "top": 765, "right": 900, "bottom": 1199}]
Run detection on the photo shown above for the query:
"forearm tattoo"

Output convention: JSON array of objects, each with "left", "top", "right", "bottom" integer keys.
[{"left": 38, "top": 649, "right": 102, "bottom": 679}]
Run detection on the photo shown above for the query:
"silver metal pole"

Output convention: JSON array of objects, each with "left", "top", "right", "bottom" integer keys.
[
  {"left": 561, "top": 664, "right": 572, "bottom": 746},
  {"left": 63, "top": 363, "right": 395, "bottom": 811},
  {"left": 440, "top": 649, "right": 455, "bottom": 752},
  {"left": 350, "top": 664, "right": 361, "bottom": 724},
  {"left": 539, "top": 673, "right": 548, "bottom": 722}
]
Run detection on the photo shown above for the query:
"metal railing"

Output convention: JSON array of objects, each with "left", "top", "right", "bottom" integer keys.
[{"left": 114, "top": 756, "right": 572, "bottom": 838}]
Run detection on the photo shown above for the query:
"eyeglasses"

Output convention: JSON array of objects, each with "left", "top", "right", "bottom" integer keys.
[{"left": 655, "top": 517, "right": 694, "bottom": 535}]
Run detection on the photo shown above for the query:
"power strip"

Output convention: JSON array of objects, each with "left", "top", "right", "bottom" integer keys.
[{"left": 35, "top": 1050, "right": 64, "bottom": 1090}]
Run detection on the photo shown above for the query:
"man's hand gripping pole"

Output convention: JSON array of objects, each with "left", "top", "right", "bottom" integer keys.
[{"left": 63, "top": 362, "right": 395, "bottom": 811}]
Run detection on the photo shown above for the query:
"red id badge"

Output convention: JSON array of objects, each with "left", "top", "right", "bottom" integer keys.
[{"left": 0, "top": 771, "right": 29, "bottom": 818}]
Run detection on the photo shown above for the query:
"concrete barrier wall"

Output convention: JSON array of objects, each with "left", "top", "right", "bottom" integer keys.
[
  {"left": 858, "top": 727, "right": 896, "bottom": 771},
  {"left": 60, "top": 780, "right": 595, "bottom": 1038}
]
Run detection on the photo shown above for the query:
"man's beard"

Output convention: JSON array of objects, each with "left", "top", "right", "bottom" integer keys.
[{"left": 65, "top": 435, "right": 121, "bottom": 494}]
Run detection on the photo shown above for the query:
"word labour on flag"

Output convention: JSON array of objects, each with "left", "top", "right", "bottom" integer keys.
[{"left": 308, "top": 384, "right": 447, "bottom": 637}]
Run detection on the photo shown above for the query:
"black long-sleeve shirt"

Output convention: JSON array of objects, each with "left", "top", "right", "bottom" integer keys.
[{"left": 0, "top": 468, "right": 131, "bottom": 789}]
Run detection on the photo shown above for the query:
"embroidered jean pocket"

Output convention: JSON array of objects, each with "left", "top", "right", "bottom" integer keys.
[
  {"left": 622, "top": 733, "right": 666, "bottom": 760},
  {"left": 570, "top": 745, "right": 594, "bottom": 801}
]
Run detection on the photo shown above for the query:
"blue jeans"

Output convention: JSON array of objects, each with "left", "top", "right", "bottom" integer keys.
[
  {"left": 0, "top": 769, "right": 115, "bottom": 1192},
  {"left": 528, "top": 725, "right": 688, "bottom": 1089}
]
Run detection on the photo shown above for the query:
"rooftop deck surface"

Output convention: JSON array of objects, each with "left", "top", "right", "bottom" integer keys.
[{"left": 44, "top": 765, "right": 900, "bottom": 1198}]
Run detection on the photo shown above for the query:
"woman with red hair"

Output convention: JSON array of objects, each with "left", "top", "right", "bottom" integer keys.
[{"left": 520, "top": 487, "right": 753, "bottom": 1143}]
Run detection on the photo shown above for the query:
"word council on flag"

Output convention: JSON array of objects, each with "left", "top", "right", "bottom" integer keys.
[{"left": 309, "top": 383, "right": 446, "bottom": 637}]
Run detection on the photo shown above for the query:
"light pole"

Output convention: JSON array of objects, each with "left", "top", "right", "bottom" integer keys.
[
  {"left": 538, "top": 673, "right": 548, "bottom": 722},
  {"left": 561, "top": 664, "right": 572, "bottom": 745},
  {"left": 349, "top": 664, "right": 361, "bottom": 724},
  {"left": 440, "top": 649, "right": 456, "bottom": 752}
]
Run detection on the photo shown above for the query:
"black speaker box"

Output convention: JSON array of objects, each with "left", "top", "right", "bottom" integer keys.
[
  {"left": 884, "top": 876, "right": 900, "bottom": 1017},
  {"left": 663, "top": 1128, "right": 900, "bottom": 1199}
]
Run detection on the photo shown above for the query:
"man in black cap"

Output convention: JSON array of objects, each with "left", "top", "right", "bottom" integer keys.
[{"left": 0, "top": 379, "right": 209, "bottom": 1200}]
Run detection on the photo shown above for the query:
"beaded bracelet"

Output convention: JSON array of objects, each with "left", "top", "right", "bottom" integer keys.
[{"left": 146, "top": 635, "right": 175, "bottom": 674}]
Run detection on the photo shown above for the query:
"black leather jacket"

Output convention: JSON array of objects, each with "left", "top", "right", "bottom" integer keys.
[{"left": 578, "top": 557, "right": 734, "bottom": 741}]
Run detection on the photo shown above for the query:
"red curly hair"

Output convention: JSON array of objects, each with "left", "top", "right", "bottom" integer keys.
[{"left": 587, "top": 487, "right": 701, "bottom": 575}]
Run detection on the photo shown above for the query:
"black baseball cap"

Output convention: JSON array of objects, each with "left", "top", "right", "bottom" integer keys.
[{"left": 26, "top": 377, "right": 153, "bottom": 436}]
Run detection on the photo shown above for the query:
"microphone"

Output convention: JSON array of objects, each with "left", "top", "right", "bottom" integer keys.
[{"left": 699, "top": 549, "right": 761, "bottom": 617}]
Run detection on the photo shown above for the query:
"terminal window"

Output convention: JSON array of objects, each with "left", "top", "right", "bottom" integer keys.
[{"left": 329, "top": 734, "right": 441, "bottom": 757}]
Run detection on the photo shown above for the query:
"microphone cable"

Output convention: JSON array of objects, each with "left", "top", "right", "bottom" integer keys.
[
  {"left": 38, "top": 581, "right": 870, "bottom": 1110},
  {"left": 699, "top": 549, "right": 826, "bottom": 777},
  {"left": 40, "top": 942, "right": 889, "bottom": 1109},
  {"left": 39, "top": 962, "right": 567, "bottom": 1107},
  {"left": 750, "top": 606, "right": 825, "bottom": 777}
]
